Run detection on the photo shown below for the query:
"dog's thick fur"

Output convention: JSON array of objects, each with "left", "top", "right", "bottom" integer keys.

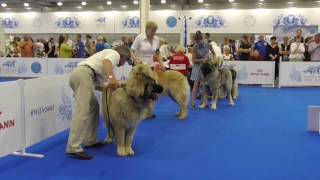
[
  {"left": 102, "top": 64, "right": 163, "bottom": 157},
  {"left": 154, "top": 70, "right": 190, "bottom": 119},
  {"left": 200, "top": 59, "right": 238, "bottom": 110}
]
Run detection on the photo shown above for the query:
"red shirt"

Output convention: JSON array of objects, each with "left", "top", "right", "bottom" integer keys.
[{"left": 169, "top": 53, "right": 191, "bottom": 75}]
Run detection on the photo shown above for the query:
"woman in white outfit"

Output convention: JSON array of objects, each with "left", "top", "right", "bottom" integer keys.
[
  {"left": 289, "top": 37, "right": 305, "bottom": 61},
  {"left": 131, "top": 21, "right": 160, "bottom": 67}
]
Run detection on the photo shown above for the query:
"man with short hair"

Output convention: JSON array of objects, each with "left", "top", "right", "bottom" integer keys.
[
  {"left": 308, "top": 33, "right": 320, "bottom": 61},
  {"left": 74, "top": 34, "right": 86, "bottom": 58},
  {"left": 66, "top": 45, "right": 131, "bottom": 160},
  {"left": 254, "top": 34, "right": 268, "bottom": 61}
]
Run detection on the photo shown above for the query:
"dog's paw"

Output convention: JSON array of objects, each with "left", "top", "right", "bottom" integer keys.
[
  {"left": 210, "top": 104, "right": 217, "bottom": 111},
  {"left": 233, "top": 96, "right": 238, "bottom": 100},
  {"left": 175, "top": 112, "right": 181, "bottom": 117},
  {"left": 117, "top": 148, "right": 128, "bottom": 157},
  {"left": 126, "top": 147, "right": 135, "bottom": 156},
  {"left": 178, "top": 114, "right": 187, "bottom": 120},
  {"left": 198, "top": 104, "right": 208, "bottom": 109},
  {"left": 229, "top": 101, "right": 235, "bottom": 106}
]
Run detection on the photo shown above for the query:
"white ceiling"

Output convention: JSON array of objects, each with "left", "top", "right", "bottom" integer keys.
[{"left": 0, "top": 0, "right": 319, "bottom": 12}]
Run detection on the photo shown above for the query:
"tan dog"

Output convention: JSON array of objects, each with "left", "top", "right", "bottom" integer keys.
[
  {"left": 102, "top": 64, "right": 163, "bottom": 157},
  {"left": 154, "top": 70, "right": 190, "bottom": 119}
]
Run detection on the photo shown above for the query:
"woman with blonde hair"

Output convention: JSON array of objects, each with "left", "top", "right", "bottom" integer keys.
[{"left": 169, "top": 45, "right": 192, "bottom": 76}]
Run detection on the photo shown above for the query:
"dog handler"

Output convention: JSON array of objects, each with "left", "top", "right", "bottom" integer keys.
[{"left": 66, "top": 45, "right": 131, "bottom": 160}]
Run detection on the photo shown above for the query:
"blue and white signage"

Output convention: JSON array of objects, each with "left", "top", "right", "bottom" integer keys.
[
  {"left": 55, "top": 17, "right": 80, "bottom": 28},
  {"left": 194, "top": 15, "right": 226, "bottom": 28}
]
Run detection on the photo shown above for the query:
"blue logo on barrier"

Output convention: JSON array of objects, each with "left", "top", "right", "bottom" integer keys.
[
  {"left": 2, "top": 61, "right": 16, "bottom": 68},
  {"left": 166, "top": 16, "right": 177, "bottom": 28},
  {"left": 195, "top": 15, "right": 226, "bottom": 28},
  {"left": 290, "top": 68, "right": 302, "bottom": 82},
  {"left": 0, "top": 18, "right": 19, "bottom": 29},
  {"left": 122, "top": 16, "right": 139, "bottom": 28},
  {"left": 58, "top": 88, "right": 72, "bottom": 122},
  {"left": 64, "top": 62, "right": 78, "bottom": 71},
  {"left": 55, "top": 17, "right": 80, "bottom": 28},
  {"left": 303, "top": 65, "right": 320, "bottom": 76},
  {"left": 274, "top": 14, "right": 310, "bottom": 26},
  {"left": 54, "top": 64, "right": 64, "bottom": 74},
  {"left": 31, "top": 62, "right": 42, "bottom": 74}
]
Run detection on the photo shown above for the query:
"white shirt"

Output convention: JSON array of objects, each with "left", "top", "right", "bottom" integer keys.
[
  {"left": 159, "top": 44, "right": 170, "bottom": 60},
  {"left": 78, "top": 49, "right": 120, "bottom": 85},
  {"left": 289, "top": 42, "right": 305, "bottom": 61},
  {"left": 131, "top": 33, "right": 160, "bottom": 67}
]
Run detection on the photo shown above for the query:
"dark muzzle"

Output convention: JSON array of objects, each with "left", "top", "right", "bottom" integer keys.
[
  {"left": 200, "top": 62, "right": 212, "bottom": 77},
  {"left": 152, "top": 84, "right": 164, "bottom": 94}
]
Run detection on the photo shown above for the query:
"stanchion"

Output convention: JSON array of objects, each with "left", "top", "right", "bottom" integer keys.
[{"left": 11, "top": 79, "right": 44, "bottom": 158}]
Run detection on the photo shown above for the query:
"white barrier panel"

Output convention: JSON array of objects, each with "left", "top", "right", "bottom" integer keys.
[
  {"left": 0, "top": 81, "right": 22, "bottom": 157},
  {"left": 222, "top": 61, "right": 275, "bottom": 85},
  {"left": 47, "top": 58, "right": 85, "bottom": 75},
  {"left": 279, "top": 62, "right": 320, "bottom": 87},
  {"left": 307, "top": 106, "right": 320, "bottom": 133},
  {"left": 24, "top": 75, "right": 74, "bottom": 147},
  {"left": 0, "top": 58, "right": 47, "bottom": 77}
]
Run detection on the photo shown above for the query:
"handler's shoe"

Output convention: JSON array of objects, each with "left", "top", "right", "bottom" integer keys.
[
  {"left": 67, "top": 151, "right": 93, "bottom": 160},
  {"left": 84, "top": 142, "right": 106, "bottom": 149}
]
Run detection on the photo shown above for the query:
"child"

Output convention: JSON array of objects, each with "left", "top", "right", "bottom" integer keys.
[{"left": 223, "top": 46, "right": 233, "bottom": 61}]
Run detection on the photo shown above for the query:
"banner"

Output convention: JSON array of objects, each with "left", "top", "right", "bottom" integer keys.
[
  {"left": 24, "top": 75, "right": 74, "bottom": 147},
  {"left": 222, "top": 61, "right": 275, "bottom": 85},
  {"left": 279, "top": 62, "right": 320, "bottom": 87},
  {"left": 0, "top": 58, "right": 47, "bottom": 77},
  {"left": 47, "top": 58, "right": 84, "bottom": 75},
  {"left": 0, "top": 81, "right": 22, "bottom": 157}
]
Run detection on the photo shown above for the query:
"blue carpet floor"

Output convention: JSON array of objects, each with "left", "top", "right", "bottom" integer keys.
[{"left": 0, "top": 86, "right": 320, "bottom": 180}]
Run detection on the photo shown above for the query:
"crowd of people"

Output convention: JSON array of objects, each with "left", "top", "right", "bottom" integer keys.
[{"left": 2, "top": 34, "right": 135, "bottom": 58}]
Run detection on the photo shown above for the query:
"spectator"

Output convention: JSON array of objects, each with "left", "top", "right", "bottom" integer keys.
[
  {"left": 294, "top": 29, "right": 304, "bottom": 43},
  {"left": 95, "top": 36, "right": 105, "bottom": 53},
  {"left": 74, "top": 34, "right": 86, "bottom": 58},
  {"left": 85, "top": 34, "right": 95, "bottom": 57},
  {"left": 121, "top": 36, "right": 127, "bottom": 46},
  {"left": 304, "top": 37, "right": 313, "bottom": 61},
  {"left": 19, "top": 35, "right": 34, "bottom": 57},
  {"left": 204, "top": 33, "right": 211, "bottom": 43},
  {"left": 279, "top": 36, "right": 291, "bottom": 61},
  {"left": 229, "top": 39, "right": 237, "bottom": 60},
  {"left": 221, "top": 37, "right": 231, "bottom": 55},
  {"left": 127, "top": 36, "right": 134, "bottom": 48},
  {"left": 238, "top": 35, "right": 251, "bottom": 60},
  {"left": 65, "top": 34, "right": 74, "bottom": 48},
  {"left": 308, "top": 33, "right": 320, "bottom": 61},
  {"left": 254, "top": 34, "right": 268, "bottom": 60},
  {"left": 168, "top": 45, "right": 191, "bottom": 76},
  {"left": 159, "top": 39, "right": 170, "bottom": 61},
  {"left": 223, "top": 46, "right": 233, "bottom": 61},
  {"left": 47, "top": 38, "right": 56, "bottom": 58},
  {"left": 34, "top": 39, "right": 46, "bottom": 58},
  {"left": 59, "top": 36, "right": 73, "bottom": 58},
  {"left": 103, "top": 37, "right": 112, "bottom": 49},
  {"left": 267, "top": 36, "right": 280, "bottom": 79},
  {"left": 289, "top": 37, "right": 305, "bottom": 61}
]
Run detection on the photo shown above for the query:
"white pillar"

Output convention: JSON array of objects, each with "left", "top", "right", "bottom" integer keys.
[
  {"left": 0, "top": 26, "right": 5, "bottom": 57},
  {"left": 139, "top": 0, "right": 150, "bottom": 34}
]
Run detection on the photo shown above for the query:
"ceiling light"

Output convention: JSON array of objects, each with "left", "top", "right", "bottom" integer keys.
[
  {"left": 229, "top": 0, "right": 234, "bottom": 2},
  {"left": 1, "top": 3, "right": 7, "bottom": 7},
  {"left": 133, "top": 0, "right": 138, "bottom": 4},
  {"left": 26, "top": 7, "right": 32, "bottom": 10},
  {"left": 259, "top": 0, "right": 264, "bottom": 1},
  {"left": 106, "top": 1, "right": 112, "bottom": 5},
  {"left": 198, "top": 0, "right": 204, "bottom": 3},
  {"left": 287, "top": 1, "right": 294, "bottom": 3},
  {"left": 121, "top": 5, "right": 127, "bottom": 8},
  {"left": 24, "top": 2, "right": 29, "bottom": 7},
  {"left": 77, "top": 6, "right": 82, "bottom": 9},
  {"left": 81, "top": 1, "right": 87, "bottom": 6},
  {"left": 57, "top": 2, "right": 63, "bottom": 6},
  {"left": 161, "top": 0, "right": 166, "bottom": 4}
]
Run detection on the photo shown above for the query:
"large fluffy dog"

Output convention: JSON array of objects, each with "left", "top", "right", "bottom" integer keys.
[
  {"left": 200, "top": 60, "right": 238, "bottom": 110},
  {"left": 154, "top": 70, "right": 190, "bottom": 119},
  {"left": 102, "top": 64, "right": 163, "bottom": 157}
]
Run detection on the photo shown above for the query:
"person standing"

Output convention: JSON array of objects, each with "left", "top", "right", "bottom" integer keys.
[
  {"left": 267, "top": 37, "right": 280, "bottom": 79},
  {"left": 279, "top": 36, "right": 291, "bottom": 61},
  {"left": 254, "top": 34, "right": 268, "bottom": 61},
  {"left": 308, "top": 33, "right": 320, "bottom": 61},
  {"left": 47, "top": 38, "right": 56, "bottom": 58},
  {"left": 131, "top": 21, "right": 160, "bottom": 67},
  {"left": 66, "top": 45, "right": 131, "bottom": 160},
  {"left": 238, "top": 35, "right": 251, "bottom": 60},
  {"left": 74, "top": 34, "right": 86, "bottom": 58},
  {"left": 289, "top": 37, "right": 305, "bottom": 61},
  {"left": 304, "top": 37, "right": 313, "bottom": 61},
  {"left": 59, "top": 36, "right": 73, "bottom": 58},
  {"left": 19, "top": 35, "right": 34, "bottom": 57}
]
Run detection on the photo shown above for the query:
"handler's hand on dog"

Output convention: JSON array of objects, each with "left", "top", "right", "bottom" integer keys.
[{"left": 108, "top": 78, "right": 120, "bottom": 89}]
